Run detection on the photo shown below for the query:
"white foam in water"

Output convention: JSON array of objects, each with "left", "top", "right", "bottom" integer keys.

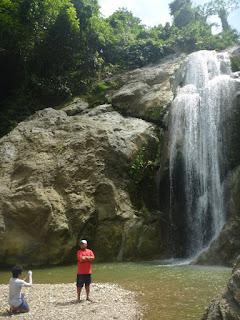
[
  {"left": 156, "top": 258, "right": 193, "bottom": 267},
  {"left": 169, "top": 50, "right": 236, "bottom": 258}
]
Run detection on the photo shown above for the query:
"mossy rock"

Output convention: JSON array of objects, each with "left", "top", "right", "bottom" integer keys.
[
  {"left": 86, "top": 80, "right": 122, "bottom": 107},
  {"left": 145, "top": 106, "right": 168, "bottom": 124},
  {"left": 122, "top": 221, "right": 143, "bottom": 259},
  {"left": 231, "top": 166, "right": 240, "bottom": 213},
  {"left": 137, "top": 224, "right": 162, "bottom": 258},
  {"left": 122, "top": 221, "right": 162, "bottom": 260},
  {"left": 231, "top": 56, "right": 240, "bottom": 72},
  {"left": 228, "top": 93, "right": 240, "bottom": 169},
  {"left": 233, "top": 255, "right": 240, "bottom": 272},
  {"left": 94, "top": 221, "right": 123, "bottom": 261}
]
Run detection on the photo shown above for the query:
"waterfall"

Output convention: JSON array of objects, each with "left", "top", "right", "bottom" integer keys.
[{"left": 169, "top": 50, "right": 236, "bottom": 258}]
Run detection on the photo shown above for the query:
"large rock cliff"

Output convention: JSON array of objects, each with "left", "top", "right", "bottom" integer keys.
[
  {"left": 0, "top": 52, "right": 185, "bottom": 266},
  {"left": 0, "top": 105, "right": 162, "bottom": 266},
  {"left": 107, "top": 53, "right": 185, "bottom": 124},
  {"left": 1, "top": 47, "right": 240, "bottom": 267},
  {"left": 202, "top": 256, "right": 240, "bottom": 320}
]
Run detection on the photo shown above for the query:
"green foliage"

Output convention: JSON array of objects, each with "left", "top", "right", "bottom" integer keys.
[
  {"left": 100, "top": 9, "right": 174, "bottom": 69},
  {"left": 166, "top": 21, "right": 211, "bottom": 51},
  {"left": 169, "top": 0, "right": 191, "bottom": 16},
  {"left": 231, "top": 56, "right": 240, "bottom": 71},
  {"left": 207, "top": 29, "right": 239, "bottom": 50},
  {"left": 130, "top": 147, "right": 155, "bottom": 185},
  {"left": 202, "top": 0, "right": 239, "bottom": 17},
  {"left": 166, "top": 21, "right": 239, "bottom": 52},
  {"left": 0, "top": 0, "right": 239, "bottom": 137},
  {"left": 128, "top": 137, "right": 162, "bottom": 210},
  {"left": 169, "top": 0, "right": 195, "bottom": 28},
  {"left": 0, "top": 0, "right": 102, "bottom": 134},
  {"left": 0, "top": 0, "right": 80, "bottom": 98},
  {"left": 228, "top": 95, "right": 240, "bottom": 169},
  {"left": 174, "top": 4, "right": 195, "bottom": 28},
  {"left": 200, "top": 0, "right": 240, "bottom": 31},
  {"left": 86, "top": 81, "right": 110, "bottom": 106}
]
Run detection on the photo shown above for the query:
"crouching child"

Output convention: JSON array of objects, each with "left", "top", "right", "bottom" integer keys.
[{"left": 8, "top": 266, "right": 33, "bottom": 314}]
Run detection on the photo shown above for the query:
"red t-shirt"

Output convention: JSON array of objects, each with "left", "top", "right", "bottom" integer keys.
[{"left": 77, "top": 249, "right": 95, "bottom": 274}]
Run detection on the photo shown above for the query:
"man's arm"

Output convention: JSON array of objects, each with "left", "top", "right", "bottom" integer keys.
[
  {"left": 82, "top": 256, "right": 94, "bottom": 261},
  {"left": 22, "top": 271, "right": 33, "bottom": 287},
  {"left": 77, "top": 251, "right": 84, "bottom": 262},
  {"left": 77, "top": 251, "right": 81, "bottom": 261},
  {"left": 82, "top": 251, "right": 95, "bottom": 262}
]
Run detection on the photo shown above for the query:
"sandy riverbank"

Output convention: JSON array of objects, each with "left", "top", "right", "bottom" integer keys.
[{"left": 0, "top": 283, "right": 141, "bottom": 320}]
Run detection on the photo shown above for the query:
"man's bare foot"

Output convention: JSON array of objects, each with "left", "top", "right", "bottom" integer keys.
[
  {"left": 86, "top": 298, "right": 93, "bottom": 302},
  {"left": 8, "top": 307, "right": 21, "bottom": 314},
  {"left": 77, "top": 299, "right": 84, "bottom": 303}
]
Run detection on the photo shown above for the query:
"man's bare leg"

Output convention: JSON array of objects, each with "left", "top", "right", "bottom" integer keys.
[
  {"left": 85, "top": 285, "right": 92, "bottom": 301},
  {"left": 77, "top": 287, "right": 82, "bottom": 302}
]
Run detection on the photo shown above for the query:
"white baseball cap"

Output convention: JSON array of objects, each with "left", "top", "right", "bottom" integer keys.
[{"left": 80, "top": 239, "right": 87, "bottom": 244}]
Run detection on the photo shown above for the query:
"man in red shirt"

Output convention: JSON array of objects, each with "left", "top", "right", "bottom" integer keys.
[{"left": 76, "top": 239, "right": 95, "bottom": 302}]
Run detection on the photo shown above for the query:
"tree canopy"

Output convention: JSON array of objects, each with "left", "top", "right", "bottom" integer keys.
[
  {"left": 0, "top": 0, "right": 239, "bottom": 136},
  {"left": 200, "top": 0, "right": 240, "bottom": 31}
]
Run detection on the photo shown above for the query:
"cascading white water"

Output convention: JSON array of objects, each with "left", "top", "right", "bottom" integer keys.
[{"left": 169, "top": 50, "right": 236, "bottom": 258}]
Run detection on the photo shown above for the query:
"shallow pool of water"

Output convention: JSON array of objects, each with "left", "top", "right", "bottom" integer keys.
[{"left": 0, "top": 262, "right": 230, "bottom": 320}]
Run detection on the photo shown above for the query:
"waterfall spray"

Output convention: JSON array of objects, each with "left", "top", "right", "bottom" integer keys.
[{"left": 169, "top": 50, "right": 236, "bottom": 258}]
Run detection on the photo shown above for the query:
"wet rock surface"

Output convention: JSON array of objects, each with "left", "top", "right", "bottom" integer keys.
[
  {"left": 108, "top": 54, "right": 185, "bottom": 123},
  {"left": 202, "top": 257, "right": 240, "bottom": 320}
]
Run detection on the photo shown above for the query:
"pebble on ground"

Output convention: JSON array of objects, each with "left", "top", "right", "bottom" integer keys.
[{"left": 0, "top": 283, "right": 141, "bottom": 320}]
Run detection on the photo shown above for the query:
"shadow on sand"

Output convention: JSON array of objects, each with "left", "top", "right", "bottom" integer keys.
[{"left": 0, "top": 310, "right": 12, "bottom": 317}]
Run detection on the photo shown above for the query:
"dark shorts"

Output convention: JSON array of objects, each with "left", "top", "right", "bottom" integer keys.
[
  {"left": 76, "top": 274, "right": 92, "bottom": 288},
  {"left": 19, "top": 298, "right": 29, "bottom": 312},
  {"left": 12, "top": 296, "right": 29, "bottom": 314}
]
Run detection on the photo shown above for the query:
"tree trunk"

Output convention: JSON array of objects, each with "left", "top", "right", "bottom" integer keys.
[{"left": 218, "top": 8, "right": 230, "bottom": 31}]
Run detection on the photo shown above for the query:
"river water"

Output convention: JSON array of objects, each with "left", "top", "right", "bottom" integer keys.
[{"left": 0, "top": 263, "right": 230, "bottom": 320}]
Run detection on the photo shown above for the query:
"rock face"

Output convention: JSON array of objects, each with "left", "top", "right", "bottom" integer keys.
[
  {"left": 108, "top": 54, "right": 185, "bottom": 124},
  {"left": 202, "top": 257, "right": 240, "bottom": 320},
  {"left": 233, "top": 256, "right": 240, "bottom": 272},
  {"left": 0, "top": 106, "right": 163, "bottom": 266},
  {"left": 2, "top": 48, "right": 240, "bottom": 267}
]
